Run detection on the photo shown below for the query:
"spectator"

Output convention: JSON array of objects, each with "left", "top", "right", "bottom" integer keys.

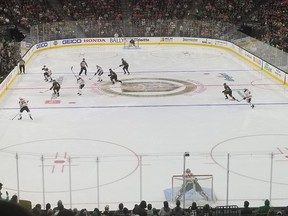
[
  {"left": 114, "top": 203, "right": 124, "bottom": 216},
  {"left": 92, "top": 208, "right": 101, "bottom": 216},
  {"left": 32, "top": 204, "right": 42, "bottom": 216},
  {"left": 10, "top": 195, "right": 18, "bottom": 204},
  {"left": 257, "top": 199, "right": 271, "bottom": 216},
  {"left": 188, "top": 202, "right": 199, "bottom": 216},
  {"left": 44, "top": 203, "right": 51, "bottom": 216},
  {"left": 147, "top": 204, "right": 153, "bottom": 216},
  {"left": 133, "top": 200, "right": 147, "bottom": 216},
  {"left": 79, "top": 209, "right": 89, "bottom": 216},
  {"left": 241, "top": 200, "right": 253, "bottom": 216},
  {"left": 102, "top": 205, "right": 110, "bottom": 216},
  {"left": 201, "top": 204, "right": 213, "bottom": 216},
  {"left": 123, "top": 207, "right": 130, "bottom": 216},
  {"left": 159, "top": 201, "right": 171, "bottom": 216},
  {"left": 171, "top": 200, "right": 184, "bottom": 216},
  {"left": 54, "top": 200, "right": 73, "bottom": 216},
  {"left": 0, "top": 182, "right": 9, "bottom": 201},
  {"left": 152, "top": 208, "right": 158, "bottom": 216}
]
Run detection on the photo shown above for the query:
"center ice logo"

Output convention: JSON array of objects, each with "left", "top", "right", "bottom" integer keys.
[{"left": 99, "top": 78, "right": 197, "bottom": 97}]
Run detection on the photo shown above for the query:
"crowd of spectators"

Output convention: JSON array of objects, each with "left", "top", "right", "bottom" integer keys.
[
  {"left": 2, "top": 182, "right": 288, "bottom": 216},
  {"left": 0, "top": 0, "right": 287, "bottom": 80},
  {"left": 247, "top": 0, "right": 288, "bottom": 52}
]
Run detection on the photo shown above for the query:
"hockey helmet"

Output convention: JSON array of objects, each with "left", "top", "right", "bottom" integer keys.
[
  {"left": 223, "top": 83, "right": 226, "bottom": 86},
  {"left": 83, "top": 58, "right": 85, "bottom": 60},
  {"left": 185, "top": 168, "right": 191, "bottom": 174},
  {"left": 19, "top": 97, "right": 23, "bottom": 100}
]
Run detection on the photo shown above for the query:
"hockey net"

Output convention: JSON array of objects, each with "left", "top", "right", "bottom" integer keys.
[
  {"left": 124, "top": 37, "right": 140, "bottom": 49},
  {"left": 171, "top": 174, "right": 214, "bottom": 202}
]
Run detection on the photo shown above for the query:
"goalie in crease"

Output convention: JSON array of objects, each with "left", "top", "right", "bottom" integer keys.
[{"left": 175, "top": 168, "right": 209, "bottom": 201}]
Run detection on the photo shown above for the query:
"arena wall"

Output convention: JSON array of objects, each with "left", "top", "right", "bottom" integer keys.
[{"left": 0, "top": 37, "right": 286, "bottom": 97}]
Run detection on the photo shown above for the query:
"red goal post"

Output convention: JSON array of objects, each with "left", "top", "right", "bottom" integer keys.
[{"left": 171, "top": 174, "right": 214, "bottom": 202}]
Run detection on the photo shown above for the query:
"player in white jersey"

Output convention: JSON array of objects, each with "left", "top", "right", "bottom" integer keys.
[
  {"left": 42, "top": 65, "right": 53, "bottom": 82},
  {"left": 243, "top": 88, "right": 254, "bottom": 108},
  {"left": 95, "top": 65, "right": 104, "bottom": 82},
  {"left": 77, "top": 77, "right": 85, "bottom": 95},
  {"left": 79, "top": 58, "right": 88, "bottom": 75},
  {"left": 175, "top": 168, "right": 209, "bottom": 201},
  {"left": 18, "top": 98, "right": 33, "bottom": 120}
]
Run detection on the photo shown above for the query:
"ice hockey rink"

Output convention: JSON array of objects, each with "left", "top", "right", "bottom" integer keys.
[{"left": 1, "top": 44, "right": 288, "bottom": 211}]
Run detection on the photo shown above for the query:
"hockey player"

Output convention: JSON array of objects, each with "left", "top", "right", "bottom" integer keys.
[
  {"left": 243, "top": 88, "right": 254, "bottom": 108},
  {"left": 77, "top": 76, "right": 85, "bottom": 95},
  {"left": 43, "top": 65, "right": 53, "bottom": 82},
  {"left": 175, "top": 168, "right": 209, "bottom": 201},
  {"left": 222, "top": 83, "right": 236, "bottom": 100},
  {"left": 108, "top": 69, "right": 122, "bottom": 84},
  {"left": 129, "top": 38, "right": 136, "bottom": 47},
  {"left": 19, "top": 58, "right": 25, "bottom": 74},
  {"left": 119, "top": 58, "right": 130, "bottom": 75},
  {"left": 95, "top": 65, "right": 104, "bottom": 82},
  {"left": 79, "top": 58, "right": 88, "bottom": 76},
  {"left": 18, "top": 97, "right": 33, "bottom": 120},
  {"left": 50, "top": 79, "right": 61, "bottom": 97}
]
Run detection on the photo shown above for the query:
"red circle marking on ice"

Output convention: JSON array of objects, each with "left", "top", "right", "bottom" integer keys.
[{"left": 54, "top": 160, "right": 65, "bottom": 164}]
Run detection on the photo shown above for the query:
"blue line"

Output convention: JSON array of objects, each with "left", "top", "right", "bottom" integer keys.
[{"left": 1, "top": 102, "right": 288, "bottom": 110}]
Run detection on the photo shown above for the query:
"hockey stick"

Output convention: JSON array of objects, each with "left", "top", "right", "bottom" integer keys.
[
  {"left": 11, "top": 113, "right": 19, "bottom": 120},
  {"left": 113, "top": 66, "right": 120, "bottom": 70},
  {"left": 236, "top": 98, "right": 245, "bottom": 102},
  {"left": 40, "top": 89, "right": 50, "bottom": 93},
  {"left": 89, "top": 74, "right": 96, "bottom": 80},
  {"left": 70, "top": 66, "right": 78, "bottom": 78}
]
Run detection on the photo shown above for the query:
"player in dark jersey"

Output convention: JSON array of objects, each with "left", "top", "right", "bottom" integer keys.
[
  {"left": 129, "top": 39, "right": 136, "bottom": 47},
  {"left": 119, "top": 58, "right": 130, "bottom": 75},
  {"left": 222, "top": 83, "right": 236, "bottom": 100},
  {"left": 50, "top": 80, "right": 61, "bottom": 97},
  {"left": 18, "top": 98, "right": 33, "bottom": 120},
  {"left": 108, "top": 69, "right": 122, "bottom": 84}
]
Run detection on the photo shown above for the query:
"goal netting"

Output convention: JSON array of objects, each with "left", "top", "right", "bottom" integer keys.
[
  {"left": 124, "top": 37, "right": 140, "bottom": 49},
  {"left": 171, "top": 174, "right": 214, "bottom": 202}
]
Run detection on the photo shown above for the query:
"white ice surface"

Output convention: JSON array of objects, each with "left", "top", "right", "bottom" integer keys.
[{"left": 1, "top": 45, "right": 288, "bottom": 211}]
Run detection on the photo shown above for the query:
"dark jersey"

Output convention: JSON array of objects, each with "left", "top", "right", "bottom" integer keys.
[{"left": 51, "top": 81, "right": 60, "bottom": 90}]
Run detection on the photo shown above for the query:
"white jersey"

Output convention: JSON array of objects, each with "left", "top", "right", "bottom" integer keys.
[
  {"left": 19, "top": 99, "right": 28, "bottom": 108},
  {"left": 244, "top": 89, "right": 252, "bottom": 99},
  {"left": 96, "top": 66, "right": 104, "bottom": 75}
]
